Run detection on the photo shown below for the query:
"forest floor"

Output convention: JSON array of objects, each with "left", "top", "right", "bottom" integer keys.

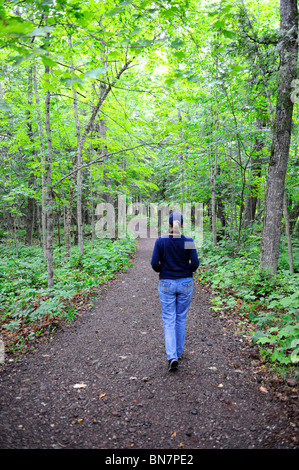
[{"left": 0, "top": 230, "right": 298, "bottom": 450}]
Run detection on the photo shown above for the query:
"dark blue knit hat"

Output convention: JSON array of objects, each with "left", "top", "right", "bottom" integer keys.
[{"left": 169, "top": 211, "right": 183, "bottom": 225}]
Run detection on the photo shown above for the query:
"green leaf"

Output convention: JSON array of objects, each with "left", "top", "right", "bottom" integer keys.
[
  {"left": 171, "top": 38, "right": 185, "bottom": 50},
  {"left": 0, "top": 100, "right": 11, "bottom": 112},
  {"left": 28, "top": 26, "right": 52, "bottom": 37},
  {"left": 173, "top": 50, "right": 186, "bottom": 60},
  {"left": 85, "top": 67, "right": 108, "bottom": 78},
  {"left": 222, "top": 29, "right": 235, "bottom": 39},
  {"left": 119, "top": 0, "right": 135, "bottom": 5},
  {"left": 211, "top": 20, "right": 226, "bottom": 30},
  {"left": 42, "top": 56, "right": 57, "bottom": 68},
  {"left": 132, "top": 39, "right": 155, "bottom": 48}
]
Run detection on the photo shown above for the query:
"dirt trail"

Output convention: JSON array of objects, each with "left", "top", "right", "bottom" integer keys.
[{"left": 0, "top": 234, "right": 298, "bottom": 449}]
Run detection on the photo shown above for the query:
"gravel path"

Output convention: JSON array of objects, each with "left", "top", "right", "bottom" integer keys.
[{"left": 0, "top": 233, "right": 298, "bottom": 450}]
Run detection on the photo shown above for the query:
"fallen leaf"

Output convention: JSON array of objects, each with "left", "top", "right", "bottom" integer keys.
[
  {"left": 179, "top": 442, "right": 184, "bottom": 448},
  {"left": 56, "top": 442, "right": 66, "bottom": 448},
  {"left": 99, "top": 393, "right": 106, "bottom": 399},
  {"left": 73, "top": 383, "right": 87, "bottom": 389},
  {"left": 171, "top": 431, "right": 177, "bottom": 438},
  {"left": 286, "top": 378, "right": 297, "bottom": 387},
  {"left": 259, "top": 386, "right": 268, "bottom": 393},
  {"left": 218, "top": 384, "right": 223, "bottom": 388},
  {"left": 77, "top": 419, "right": 83, "bottom": 422}
]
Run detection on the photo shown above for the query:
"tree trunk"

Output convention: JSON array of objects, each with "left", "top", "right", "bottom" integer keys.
[
  {"left": 64, "top": 161, "right": 77, "bottom": 257},
  {"left": 243, "top": 117, "right": 264, "bottom": 227},
  {"left": 177, "top": 108, "right": 185, "bottom": 204},
  {"left": 260, "top": 0, "right": 298, "bottom": 274},
  {"left": 33, "top": 64, "right": 47, "bottom": 257},
  {"left": 68, "top": 36, "right": 84, "bottom": 256},
  {"left": 25, "top": 65, "right": 35, "bottom": 246},
  {"left": 100, "top": 113, "right": 113, "bottom": 205},
  {"left": 44, "top": 60, "right": 54, "bottom": 289},
  {"left": 13, "top": 218, "right": 19, "bottom": 258},
  {"left": 289, "top": 203, "right": 299, "bottom": 233},
  {"left": 26, "top": 198, "right": 35, "bottom": 246},
  {"left": 283, "top": 192, "right": 294, "bottom": 274},
  {"left": 209, "top": 98, "right": 218, "bottom": 247},
  {"left": 64, "top": 58, "right": 131, "bottom": 256}
]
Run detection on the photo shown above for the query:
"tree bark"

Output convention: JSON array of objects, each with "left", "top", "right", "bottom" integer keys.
[
  {"left": 209, "top": 96, "right": 218, "bottom": 247},
  {"left": 177, "top": 108, "right": 185, "bottom": 204},
  {"left": 68, "top": 36, "right": 84, "bottom": 256},
  {"left": 260, "top": 0, "right": 298, "bottom": 274},
  {"left": 33, "top": 64, "right": 47, "bottom": 256},
  {"left": 99, "top": 85, "right": 113, "bottom": 205},
  {"left": 44, "top": 55, "right": 54, "bottom": 289},
  {"left": 64, "top": 161, "right": 77, "bottom": 257},
  {"left": 243, "top": 116, "right": 264, "bottom": 227},
  {"left": 289, "top": 203, "right": 299, "bottom": 233},
  {"left": 283, "top": 191, "right": 294, "bottom": 274},
  {"left": 25, "top": 65, "right": 36, "bottom": 246}
]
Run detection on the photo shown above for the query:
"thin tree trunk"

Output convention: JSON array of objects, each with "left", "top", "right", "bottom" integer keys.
[
  {"left": 100, "top": 114, "right": 113, "bottom": 204},
  {"left": 237, "top": 137, "right": 246, "bottom": 245},
  {"left": 211, "top": 163, "right": 217, "bottom": 246},
  {"left": 25, "top": 65, "right": 35, "bottom": 246},
  {"left": 260, "top": 0, "right": 298, "bottom": 274},
  {"left": 211, "top": 96, "right": 219, "bottom": 247},
  {"left": 68, "top": 35, "right": 83, "bottom": 256},
  {"left": 243, "top": 117, "right": 264, "bottom": 227},
  {"left": 289, "top": 203, "right": 299, "bottom": 234},
  {"left": 33, "top": 64, "right": 47, "bottom": 257},
  {"left": 44, "top": 58, "right": 54, "bottom": 289},
  {"left": 64, "top": 163, "right": 77, "bottom": 257},
  {"left": 177, "top": 108, "right": 185, "bottom": 204},
  {"left": 13, "top": 218, "right": 18, "bottom": 258},
  {"left": 90, "top": 166, "right": 95, "bottom": 248},
  {"left": 283, "top": 191, "right": 294, "bottom": 274},
  {"left": 63, "top": 58, "right": 132, "bottom": 256}
]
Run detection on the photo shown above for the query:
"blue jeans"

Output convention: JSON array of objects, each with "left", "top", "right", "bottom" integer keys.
[{"left": 158, "top": 277, "right": 193, "bottom": 360}]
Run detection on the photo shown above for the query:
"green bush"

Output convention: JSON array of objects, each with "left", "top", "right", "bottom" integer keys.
[
  {"left": 0, "top": 236, "right": 136, "bottom": 343},
  {"left": 196, "top": 231, "right": 299, "bottom": 367}
]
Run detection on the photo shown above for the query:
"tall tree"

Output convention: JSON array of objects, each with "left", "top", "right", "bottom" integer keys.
[
  {"left": 44, "top": 53, "right": 54, "bottom": 289},
  {"left": 260, "top": 0, "right": 298, "bottom": 274}
]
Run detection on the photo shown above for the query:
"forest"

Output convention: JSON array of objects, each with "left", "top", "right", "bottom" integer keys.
[{"left": 0, "top": 0, "right": 298, "bottom": 375}]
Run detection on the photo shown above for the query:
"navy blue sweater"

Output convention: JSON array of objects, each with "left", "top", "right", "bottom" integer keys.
[{"left": 151, "top": 234, "right": 200, "bottom": 279}]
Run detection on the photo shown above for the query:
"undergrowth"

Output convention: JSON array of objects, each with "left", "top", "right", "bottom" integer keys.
[
  {"left": 0, "top": 236, "right": 136, "bottom": 356},
  {"left": 195, "top": 231, "right": 299, "bottom": 372}
]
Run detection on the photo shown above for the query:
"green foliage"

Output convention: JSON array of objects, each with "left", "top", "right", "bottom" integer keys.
[
  {"left": 0, "top": 236, "right": 136, "bottom": 350},
  {"left": 196, "top": 231, "right": 299, "bottom": 368},
  {"left": 0, "top": 0, "right": 298, "bottom": 374}
]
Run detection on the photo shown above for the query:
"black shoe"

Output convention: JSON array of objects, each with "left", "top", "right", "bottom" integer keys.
[{"left": 168, "top": 358, "right": 178, "bottom": 371}]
